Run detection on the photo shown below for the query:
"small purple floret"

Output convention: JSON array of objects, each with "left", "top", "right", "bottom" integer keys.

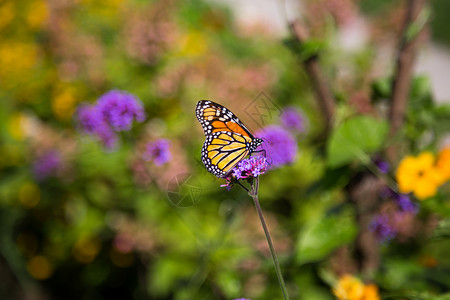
[
  {"left": 373, "top": 156, "right": 390, "bottom": 174},
  {"left": 396, "top": 194, "right": 418, "bottom": 214},
  {"left": 143, "top": 139, "right": 171, "bottom": 166},
  {"left": 370, "top": 215, "right": 396, "bottom": 242},
  {"left": 280, "top": 107, "right": 305, "bottom": 133}
]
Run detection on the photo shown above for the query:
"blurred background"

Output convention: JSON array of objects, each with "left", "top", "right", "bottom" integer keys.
[{"left": 1, "top": 0, "right": 450, "bottom": 299}]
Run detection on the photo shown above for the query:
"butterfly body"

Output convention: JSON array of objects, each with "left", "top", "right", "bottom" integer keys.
[{"left": 196, "top": 100, "right": 263, "bottom": 177}]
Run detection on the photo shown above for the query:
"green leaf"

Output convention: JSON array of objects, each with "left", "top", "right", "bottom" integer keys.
[
  {"left": 149, "top": 255, "right": 195, "bottom": 297},
  {"left": 401, "top": 291, "right": 450, "bottom": 300},
  {"left": 371, "top": 77, "right": 391, "bottom": 102},
  {"left": 327, "top": 116, "right": 389, "bottom": 167},
  {"left": 409, "top": 75, "right": 433, "bottom": 109},
  {"left": 432, "top": 219, "right": 450, "bottom": 240},
  {"left": 296, "top": 206, "right": 358, "bottom": 264},
  {"left": 405, "top": 7, "right": 431, "bottom": 42},
  {"left": 431, "top": 104, "right": 450, "bottom": 134},
  {"left": 284, "top": 38, "right": 325, "bottom": 62}
]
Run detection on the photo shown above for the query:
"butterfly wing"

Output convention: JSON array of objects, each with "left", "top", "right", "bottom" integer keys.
[
  {"left": 201, "top": 131, "right": 253, "bottom": 177},
  {"left": 196, "top": 100, "right": 255, "bottom": 139}
]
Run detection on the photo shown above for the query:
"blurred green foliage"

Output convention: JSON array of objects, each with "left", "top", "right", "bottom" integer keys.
[{"left": 1, "top": 0, "right": 450, "bottom": 300}]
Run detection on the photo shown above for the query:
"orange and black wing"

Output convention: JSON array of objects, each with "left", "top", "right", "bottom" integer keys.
[
  {"left": 195, "top": 100, "right": 254, "bottom": 140},
  {"left": 201, "top": 131, "right": 253, "bottom": 177}
]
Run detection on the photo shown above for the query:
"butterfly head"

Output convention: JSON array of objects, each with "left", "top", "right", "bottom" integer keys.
[{"left": 250, "top": 138, "right": 264, "bottom": 152}]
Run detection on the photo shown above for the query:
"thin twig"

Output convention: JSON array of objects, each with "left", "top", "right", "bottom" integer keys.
[
  {"left": 289, "top": 20, "right": 336, "bottom": 138},
  {"left": 387, "top": 0, "right": 429, "bottom": 161}
]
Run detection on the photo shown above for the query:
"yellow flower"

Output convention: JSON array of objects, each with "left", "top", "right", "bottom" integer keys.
[
  {"left": 361, "top": 284, "right": 380, "bottom": 300},
  {"left": 333, "top": 275, "right": 381, "bottom": 300},
  {"left": 333, "top": 275, "right": 365, "bottom": 300},
  {"left": 0, "top": 41, "right": 37, "bottom": 89},
  {"left": 396, "top": 152, "right": 444, "bottom": 200},
  {"left": 26, "top": 0, "right": 48, "bottom": 29},
  {"left": 436, "top": 147, "right": 450, "bottom": 181}
]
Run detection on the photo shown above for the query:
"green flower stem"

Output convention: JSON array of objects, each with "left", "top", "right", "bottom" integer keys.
[{"left": 249, "top": 177, "right": 290, "bottom": 300}]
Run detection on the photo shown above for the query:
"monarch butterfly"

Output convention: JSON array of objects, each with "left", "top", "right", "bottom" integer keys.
[{"left": 196, "top": 100, "right": 263, "bottom": 177}]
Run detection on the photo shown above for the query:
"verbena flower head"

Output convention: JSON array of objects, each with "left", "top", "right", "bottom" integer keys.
[
  {"left": 221, "top": 156, "right": 268, "bottom": 190},
  {"left": 76, "top": 90, "right": 145, "bottom": 149},
  {"left": 255, "top": 125, "right": 297, "bottom": 168},
  {"left": 396, "top": 152, "right": 444, "bottom": 200},
  {"left": 232, "top": 156, "right": 268, "bottom": 179},
  {"left": 370, "top": 215, "right": 396, "bottom": 242},
  {"left": 95, "top": 123, "right": 118, "bottom": 149},
  {"left": 96, "top": 90, "right": 146, "bottom": 131},
  {"left": 77, "top": 105, "right": 118, "bottom": 149},
  {"left": 33, "top": 150, "right": 61, "bottom": 180},
  {"left": 280, "top": 106, "right": 305, "bottom": 133},
  {"left": 143, "top": 139, "right": 171, "bottom": 166},
  {"left": 77, "top": 105, "right": 103, "bottom": 134}
]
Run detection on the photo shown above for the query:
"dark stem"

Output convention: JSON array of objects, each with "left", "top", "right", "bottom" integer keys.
[
  {"left": 249, "top": 177, "right": 290, "bottom": 300},
  {"left": 387, "top": 0, "right": 428, "bottom": 161},
  {"left": 289, "top": 20, "right": 336, "bottom": 138}
]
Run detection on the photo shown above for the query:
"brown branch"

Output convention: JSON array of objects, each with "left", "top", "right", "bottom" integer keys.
[
  {"left": 387, "top": 0, "right": 429, "bottom": 161},
  {"left": 289, "top": 20, "right": 336, "bottom": 138}
]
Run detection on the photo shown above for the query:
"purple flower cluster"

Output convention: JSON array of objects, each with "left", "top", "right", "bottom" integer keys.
[
  {"left": 143, "top": 139, "right": 171, "bottom": 165},
  {"left": 221, "top": 156, "right": 268, "bottom": 190},
  {"left": 370, "top": 215, "right": 396, "bottom": 242},
  {"left": 96, "top": 91, "right": 146, "bottom": 131},
  {"left": 380, "top": 188, "right": 419, "bottom": 215},
  {"left": 232, "top": 156, "right": 268, "bottom": 179},
  {"left": 280, "top": 107, "right": 305, "bottom": 133},
  {"left": 77, "top": 90, "right": 145, "bottom": 149},
  {"left": 396, "top": 194, "right": 418, "bottom": 214},
  {"left": 33, "top": 150, "right": 62, "bottom": 181},
  {"left": 78, "top": 105, "right": 118, "bottom": 149},
  {"left": 255, "top": 125, "right": 297, "bottom": 168},
  {"left": 370, "top": 189, "right": 419, "bottom": 242}
]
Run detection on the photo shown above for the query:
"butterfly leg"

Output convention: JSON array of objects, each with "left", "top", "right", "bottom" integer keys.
[
  {"left": 252, "top": 149, "right": 266, "bottom": 157},
  {"left": 237, "top": 180, "right": 249, "bottom": 192}
]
